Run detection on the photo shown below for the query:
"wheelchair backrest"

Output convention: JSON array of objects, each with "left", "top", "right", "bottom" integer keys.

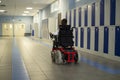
[{"left": 58, "top": 25, "right": 74, "bottom": 47}]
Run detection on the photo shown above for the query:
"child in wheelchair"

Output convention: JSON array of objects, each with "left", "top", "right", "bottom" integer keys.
[{"left": 50, "top": 19, "right": 80, "bottom": 64}]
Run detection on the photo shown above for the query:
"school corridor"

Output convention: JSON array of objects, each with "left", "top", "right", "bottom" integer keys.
[{"left": 0, "top": 0, "right": 120, "bottom": 80}]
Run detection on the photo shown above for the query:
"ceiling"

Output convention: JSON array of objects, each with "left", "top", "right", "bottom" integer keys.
[{"left": 0, "top": 0, "right": 56, "bottom": 16}]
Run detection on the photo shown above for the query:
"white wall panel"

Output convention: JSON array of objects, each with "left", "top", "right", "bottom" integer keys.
[
  {"left": 83, "top": 28, "right": 87, "bottom": 49},
  {"left": 108, "top": 27, "right": 115, "bottom": 56},
  {"left": 98, "top": 27, "right": 104, "bottom": 53},
  {"left": 104, "top": 0, "right": 110, "bottom": 26},
  {"left": 81, "top": 7, "right": 84, "bottom": 27},
  {"left": 116, "top": 0, "right": 120, "bottom": 25},
  {"left": 88, "top": 4, "right": 92, "bottom": 27},
  {"left": 95, "top": 2, "right": 100, "bottom": 26},
  {"left": 34, "top": 23, "right": 39, "bottom": 37},
  {"left": 76, "top": 8, "right": 79, "bottom": 27},
  {"left": 90, "top": 27, "right": 95, "bottom": 51},
  {"left": 67, "top": 11, "right": 70, "bottom": 25},
  {"left": 78, "top": 27, "right": 80, "bottom": 47},
  {"left": 71, "top": 9, "right": 74, "bottom": 27},
  {"left": 59, "top": 0, "right": 69, "bottom": 19},
  {"left": 73, "top": 28, "right": 75, "bottom": 46}
]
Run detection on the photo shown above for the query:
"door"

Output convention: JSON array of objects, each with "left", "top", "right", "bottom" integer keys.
[
  {"left": 14, "top": 23, "right": 25, "bottom": 37},
  {"left": 34, "top": 23, "right": 38, "bottom": 37},
  {"left": 2, "top": 23, "right": 13, "bottom": 36},
  {"left": 41, "top": 19, "right": 49, "bottom": 39}
]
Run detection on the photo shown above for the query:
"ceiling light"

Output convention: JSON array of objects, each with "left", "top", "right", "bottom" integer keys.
[
  {"left": 76, "top": 0, "right": 80, "bottom": 2},
  {"left": 0, "top": 1, "right": 1, "bottom": 3},
  {"left": 24, "top": 11, "right": 29, "bottom": 13},
  {"left": 0, "top": 10, "right": 6, "bottom": 12},
  {"left": 22, "top": 14, "right": 27, "bottom": 16},
  {"left": 26, "top": 7, "right": 33, "bottom": 10}
]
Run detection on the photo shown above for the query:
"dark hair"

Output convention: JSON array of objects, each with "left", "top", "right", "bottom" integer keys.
[{"left": 61, "top": 18, "right": 67, "bottom": 25}]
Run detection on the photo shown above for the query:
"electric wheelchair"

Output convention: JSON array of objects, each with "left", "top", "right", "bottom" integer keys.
[{"left": 50, "top": 25, "right": 81, "bottom": 64}]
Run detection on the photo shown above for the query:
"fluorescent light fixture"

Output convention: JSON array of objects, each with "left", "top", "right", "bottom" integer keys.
[
  {"left": 0, "top": 1, "right": 1, "bottom": 3},
  {"left": 10, "top": 24, "right": 12, "bottom": 29},
  {"left": 0, "top": 10, "right": 6, "bottom": 12},
  {"left": 24, "top": 11, "right": 29, "bottom": 13},
  {"left": 26, "top": 7, "right": 33, "bottom": 10},
  {"left": 22, "top": 14, "right": 27, "bottom": 16},
  {"left": 76, "top": 0, "right": 80, "bottom": 2}
]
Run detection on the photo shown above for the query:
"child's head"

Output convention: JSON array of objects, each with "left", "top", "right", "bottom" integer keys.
[{"left": 61, "top": 18, "right": 67, "bottom": 25}]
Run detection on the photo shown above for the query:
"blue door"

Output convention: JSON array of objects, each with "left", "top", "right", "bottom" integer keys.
[
  {"left": 91, "top": 3, "right": 95, "bottom": 26},
  {"left": 75, "top": 28, "right": 78, "bottom": 46},
  {"left": 110, "top": 0, "right": 116, "bottom": 25},
  {"left": 94, "top": 27, "right": 99, "bottom": 51},
  {"left": 103, "top": 27, "right": 109, "bottom": 53},
  {"left": 100, "top": 0, "right": 104, "bottom": 26},
  {"left": 84, "top": 6, "right": 88, "bottom": 26},
  {"left": 80, "top": 28, "right": 84, "bottom": 48},
  {"left": 69, "top": 10, "right": 71, "bottom": 26},
  {"left": 79, "top": 7, "right": 81, "bottom": 27},
  {"left": 87, "top": 28, "right": 91, "bottom": 49},
  {"left": 74, "top": 9, "right": 76, "bottom": 27},
  {"left": 115, "top": 26, "right": 120, "bottom": 56}
]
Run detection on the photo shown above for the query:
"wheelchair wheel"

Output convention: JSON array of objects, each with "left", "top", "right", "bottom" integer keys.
[
  {"left": 55, "top": 50, "right": 63, "bottom": 64},
  {"left": 75, "top": 52, "right": 81, "bottom": 63},
  {"left": 51, "top": 51, "right": 55, "bottom": 62}
]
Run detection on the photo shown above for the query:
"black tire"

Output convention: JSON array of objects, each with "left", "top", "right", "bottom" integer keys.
[
  {"left": 75, "top": 52, "right": 81, "bottom": 63},
  {"left": 55, "top": 50, "right": 63, "bottom": 64},
  {"left": 51, "top": 51, "right": 55, "bottom": 62}
]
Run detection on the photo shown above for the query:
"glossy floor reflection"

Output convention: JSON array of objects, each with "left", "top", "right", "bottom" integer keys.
[{"left": 0, "top": 37, "right": 120, "bottom": 80}]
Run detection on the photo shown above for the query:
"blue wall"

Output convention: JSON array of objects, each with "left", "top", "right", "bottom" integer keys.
[
  {"left": 66, "top": 0, "right": 120, "bottom": 61},
  {"left": 0, "top": 16, "right": 33, "bottom": 35}
]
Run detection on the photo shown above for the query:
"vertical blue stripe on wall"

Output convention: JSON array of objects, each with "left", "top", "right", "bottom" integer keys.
[
  {"left": 91, "top": 3, "right": 95, "bottom": 26},
  {"left": 100, "top": 0, "right": 104, "bottom": 26},
  {"left": 69, "top": 10, "right": 72, "bottom": 26},
  {"left": 74, "top": 9, "right": 76, "bottom": 27},
  {"left": 87, "top": 28, "right": 91, "bottom": 49},
  {"left": 79, "top": 7, "right": 82, "bottom": 27},
  {"left": 32, "top": 30, "right": 34, "bottom": 36},
  {"left": 110, "top": 0, "right": 116, "bottom": 25},
  {"left": 104, "top": 27, "right": 109, "bottom": 53},
  {"left": 115, "top": 26, "right": 120, "bottom": 57},
  {"left": 75, "top": 28, "right": 78, "bottom": 46},
  {"left": 80, "top": 28, "right": 84, "bottom": 48},
  {"left": 94, "top": 27, "right": 99, "bottom": 51},
  {"left": 84, "top": 6, "right": 88, "bottom": 26}
]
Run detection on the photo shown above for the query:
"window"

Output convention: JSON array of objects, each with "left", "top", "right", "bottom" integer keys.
[{"left": 51, "top": 1, "right": 59, "bottom": 13}]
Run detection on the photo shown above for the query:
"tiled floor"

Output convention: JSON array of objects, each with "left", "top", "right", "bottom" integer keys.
[
  {"left": 0, "top": 38, "right": 12, "bottom": 80},
  {"left": 0, "top": 37, "right": 120, "bottom": 80}
]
